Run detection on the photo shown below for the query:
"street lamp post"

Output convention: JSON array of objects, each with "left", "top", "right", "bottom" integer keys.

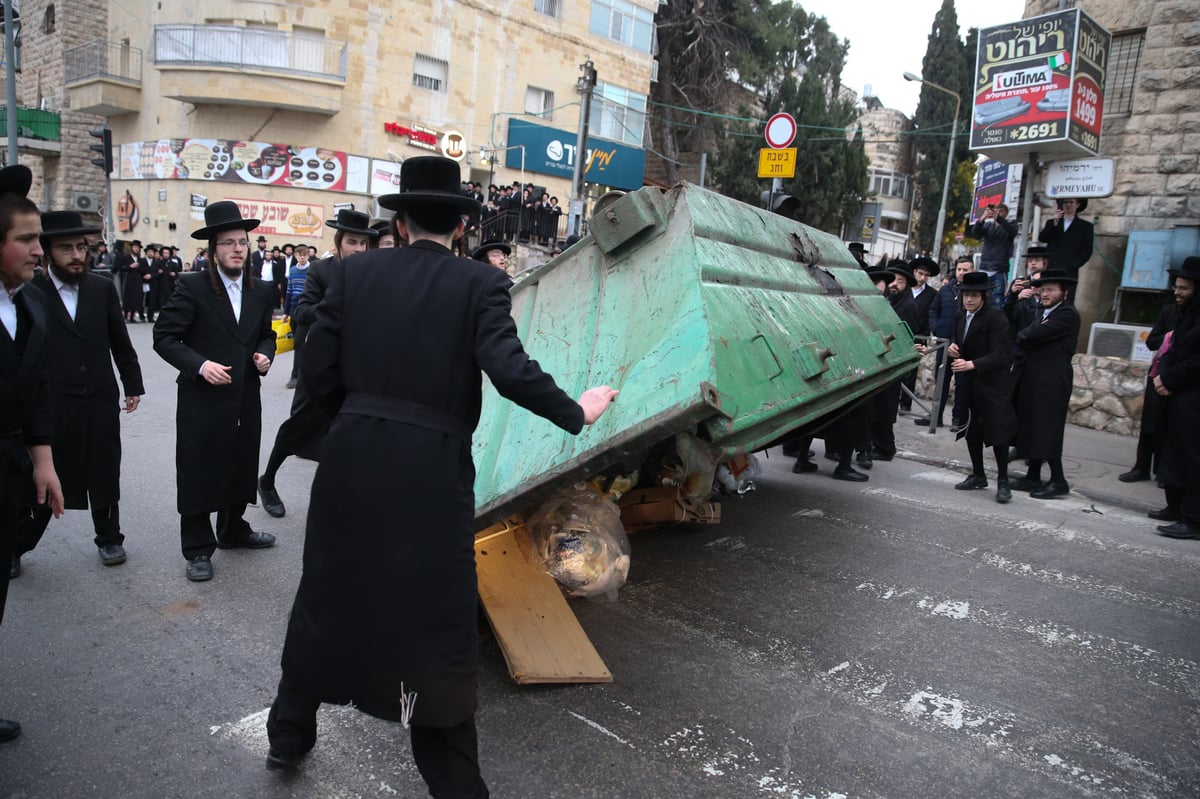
[{"left": 904, "top": 71, "right": 961, "bottom": 264}]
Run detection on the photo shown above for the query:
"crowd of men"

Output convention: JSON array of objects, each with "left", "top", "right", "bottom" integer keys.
[{"left": 472, "top": 181, "right": 564, "bottom": 246}]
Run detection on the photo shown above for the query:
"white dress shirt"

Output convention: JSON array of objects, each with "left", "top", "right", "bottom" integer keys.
[
  {"left": 0, "top": 284, "right": 21, "bottom": 340},
  {"left": 50, "top": 272, "right": 79, "bottom": 321},
  {"left": 223, "top": 273, "right": 243, "bottom": 322}
]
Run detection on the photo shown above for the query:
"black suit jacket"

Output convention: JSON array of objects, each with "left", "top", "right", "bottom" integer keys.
[
  {"left": 1039, "top": 217, "right": 1094, "bottom": 278},
  {"left": 0, "top": 283, "right": 52, "bottom": 447},
  {"left": 954, "top": 303, "right": 1015, "bottom": 444}
]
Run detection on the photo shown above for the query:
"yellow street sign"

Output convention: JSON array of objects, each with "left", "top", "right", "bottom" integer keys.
[{"left": 757, "top": 147, "right": 797, "bottom": 178}]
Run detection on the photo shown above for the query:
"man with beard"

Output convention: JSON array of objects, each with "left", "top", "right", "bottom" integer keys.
[
  {"left": 1004, "top": 245, "right": 1050, "bottom": 336},
  {"left": 263, "top": 156, "right": 618, "bottom": 796},
  {"left": 949, "top": 271, "right": 1016, "bottom": 504},
  {"left": 1151, "top": 256, "right": 1200, "bottom": 539},
  {"left": 256, "top": 209, "right": 377, "bottom": 518},
  {"left": 152, "top": 202, "right": 277, "bottom": 582},
  {"left": 0, "top": 164, "right": 65, "bottom": 742},
  {"left": 970, "top": 203, "right": 1018, "bottom": 306},
  {"left": 12, "top": 211, "right": 143, "bottom": 576},
  {"left": 1009, "top": 269, "right": 1081, "bottom": 499}
]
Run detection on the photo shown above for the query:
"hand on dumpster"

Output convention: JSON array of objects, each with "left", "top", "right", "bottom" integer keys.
[{"left": 579, "top": 386, "right": 619, "bottom": 425}]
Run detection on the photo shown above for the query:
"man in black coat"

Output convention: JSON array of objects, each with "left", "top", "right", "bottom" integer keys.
[
  {"left": 256, "top": 209, "right": 377, "bottom": 518},
  {"left": 0, "top": 165, "right": 65, "bottom": 743},
  {"left": 1039, "top": 198, "right": 1094, "bottom": 281},
  {"left": 152, "top": 202, "right": 277, "bottom": 582},
  {"left": 949, "top": 271, "right": 1016, "bottom": 503},
  {"left": 1003, "top": 245, "right": 1050, "bottom": 337},
  {"left": 1152, "top": 257, "right": 1200, "bottom": 539},
  {"left": 115, "top": 239, "right": 149, "bottom": 322},
  {"left": 900, "top": 256, "right": 938, "bottom": 415},
  {"left": 263, "top": 157, "right": 618, "bottom": 793},
  {"left": 1119, "top": 302, "right": 1175, "bottom": 484},
  {"left": 12, "top": 211, "right": 144, "bottom": 576},
  {"left": 864, "top": 263, "right": 922, "bottom": 465},
  {"left": 1009, "top": 269, "right": 1082, "bottom": 499},
  {"left": 917, "top": 256, "right": 974, "bottom": 428}
]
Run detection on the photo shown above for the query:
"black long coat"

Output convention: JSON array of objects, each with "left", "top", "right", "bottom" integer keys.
[
  {"left": 1157, "top": 298, "right": 1200, "bottom": 490},
  {"left": 279, "top": 239, "right": 584, "bottom": 723},
  {"left": 0, "top": 282, "right": 51, "bottom": 623},
  {"left": 32, "top": 272, "right": 144, "bottom": 508},
  {"left": 1039, "top": 217, "right": 1094, "bottom": 279},
  {"left": 955, "top": 303, "right": 1016, "bottom": 445},
  {"left": 910, "top": 285, "right": 936, "bottom": 337},
  {"left": 871, "top": 291, "right": 922, "bottom": 426},
  {"left": 1013, "top": 304, "right": 1081, "bottom": 460},
  {"left": 113, "top": 251, "right": 147, "bottom": 311},
  {"left": 152, "top": 271, "right": 276, "bottom": 514}
]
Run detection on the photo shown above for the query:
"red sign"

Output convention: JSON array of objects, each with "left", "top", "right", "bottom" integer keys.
[
  {"left": 384, "top": 122, "right": 439, "bottom": 151},
  {"left": 764, "top": 112, "right": 797, "bottom": 149}
]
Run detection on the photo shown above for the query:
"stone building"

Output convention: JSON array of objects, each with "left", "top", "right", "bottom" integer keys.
[
  {"left": 856, "top": 96, "right": 916, "bottom": 263},
  {"left": 10, "top": 0, "right": 656, "bottom": 254}
]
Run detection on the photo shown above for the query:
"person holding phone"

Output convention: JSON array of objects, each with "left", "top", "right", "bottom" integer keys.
[{"left": 1040, "top": 197, "right": 1094, "bottom": 284}]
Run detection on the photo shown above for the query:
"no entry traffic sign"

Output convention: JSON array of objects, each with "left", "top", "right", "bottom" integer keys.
[{"left": 765, "top": 112, "right": 797, "bottom": 149}]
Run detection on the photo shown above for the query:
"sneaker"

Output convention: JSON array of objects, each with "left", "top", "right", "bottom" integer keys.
[{"left": 98, "top": 544, "right": 127, "bottom": 566}]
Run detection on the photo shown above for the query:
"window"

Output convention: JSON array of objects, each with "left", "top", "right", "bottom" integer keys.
[
  {"left": 526, "top": 86, "right": 555, "bottom": 120},
  {"left": 534, "top": 0, "right": 561, "bottom": 17},
  {"left": 413, "top": 53, "right": 448, "bottom": 93},
  {"left": 1105, "top": 31, "right": 1144, "bottom": 116},
  {"left": 869, "top": 169, "right": 909, "bottom": 200},
  {"left": 590, "top": 0, "right": 654, "bottom": 53},
  {"left": 589, "top": 81, "right": 647, "bottom": 146}
]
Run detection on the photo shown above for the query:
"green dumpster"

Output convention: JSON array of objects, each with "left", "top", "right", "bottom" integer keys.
[{"left": 473, "top": 182, "right": 918, "bottom": 524}]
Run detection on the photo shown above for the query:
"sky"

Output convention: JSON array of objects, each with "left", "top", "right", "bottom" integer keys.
[{"left": 799, "top": 0, "right": 1029, "bottom": 116}]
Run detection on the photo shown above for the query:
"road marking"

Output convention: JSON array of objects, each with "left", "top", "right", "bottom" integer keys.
[{"left": 568, "top": 710, "right": 635, "bottom": 748}]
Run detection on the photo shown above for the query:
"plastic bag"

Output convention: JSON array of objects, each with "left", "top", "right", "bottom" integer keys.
[{"left": 526, "top": 486, "right": 631, "bottom": 600}]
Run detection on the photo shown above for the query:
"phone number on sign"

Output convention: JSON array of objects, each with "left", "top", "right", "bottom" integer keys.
[{"left": 1006, "top": 122, "right": 1061, "bottom": 142}]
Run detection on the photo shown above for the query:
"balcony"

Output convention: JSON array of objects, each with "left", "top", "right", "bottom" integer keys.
[
  {"left": 64, "top": 40, "right": 144, "bottom": 116},
  {"left": 153, "top": 25, "right": 347, "bottom": 116},
  {"left": 0, "top": 106, "right": 62, "bottom": 156}
]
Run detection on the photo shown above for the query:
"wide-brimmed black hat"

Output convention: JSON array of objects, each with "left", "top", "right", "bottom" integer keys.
[
  {"left": 0, "top": 164, "right": 32, "bottom": 198},
  {"left": 886, "top": 263, "right": 915, "bottom": 285},
  {"left": 867, "top": 268, "right": 891, "bottom": 284},
  {"left": 257, "top": 235, "right": 268, "bottom": 243},
  {"left": 847, "top": 242, "right": 866, "bottom": 253},
  {"left": 369, "top": 219, "right": 392, "bottom": 236},
  {"left": 326, "top": 209, "right": 378, "bottom": 237},
  {"left": 192, "top": 200, "right": 260, "bottom": 240},
  {"left": 959, "top": 271, "right": 990, "bottom": 291},
  {"left": 1031, "top": 268, "right": 1078, "bottom": 287},
  {"left": 1025, "top": 245, "right": 1050, "bottom": 258},
  {"left": 909, "top": 255, "right": 940, "bottom": 276},
  {"left": 40, "top": 210, "right": 101, "bottom": 239},
  {"left": 1056, "top": 197, "right": 1089, "bottom": 213},
  {"left": 377, "top": 157, "right": 481, "bottom": 215},
  {"left": 472, "top": 240, "right": 511, "bottom": 262},
  {"left": 1168, "top": 256, "right": 1200, "bottom": 282}
]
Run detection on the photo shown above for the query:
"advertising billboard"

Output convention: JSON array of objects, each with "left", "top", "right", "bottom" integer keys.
[
  {"left": 969, "top": 9, "right": 1111, "bottom": 162},
  {"left": 505, "top": 119, "right": 646, "bottom": 191}
]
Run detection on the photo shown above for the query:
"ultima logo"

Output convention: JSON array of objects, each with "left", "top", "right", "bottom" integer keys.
[{"left": 992, "top": 65, "right": 1054, "bottom": 93}]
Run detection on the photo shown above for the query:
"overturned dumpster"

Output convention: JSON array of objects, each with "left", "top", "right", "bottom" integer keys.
[{"left": 472, "top": 182, "right": 918, "bottom": 683}]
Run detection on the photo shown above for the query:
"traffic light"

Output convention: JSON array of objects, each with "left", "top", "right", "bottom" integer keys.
[
  {"left": 760, "top": 190, "right": 800, "bottom": 220},
  {"left": 88, "top": 127, "right": 113, "bottom": 175}
]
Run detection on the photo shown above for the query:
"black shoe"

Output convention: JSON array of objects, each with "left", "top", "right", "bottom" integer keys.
[
  {"left": 9, "top": 555, "right": 19, "bottom": 579},
  {"left": 186, "top": 555, "right": 213, "bottom": 582},
  {"left": 1011, "top": 475, "right": 1043, "bottom": 493},
  {"left": 259, "top": 476, "right": 286, "bottom": 518},
  {"left": 1030, "top": 482, "right": 1070, "bottom": 500},
  {"left": 1156, "top": 521, "right": 1200, "bottom": 540},
  {"left": 955, "top": 474, "right": 988, "bottom": 491},
  {"left": 216, "top": 530, "right": 276, "bottom": 550},
  {"left": 791, "top": 459, "right": 818, "bottom": 474},
  {"left": 832, "top": 467, "right": 868, "bottom": 482},
  {"left": 855, "top": 453, "right": 873, "bottom": 470},
  {"left": 1118, "top": 469, "right": 1151, "bottom": 483},
  {"left": 98, "top": 544, "right": 127, "bottom": 566},
  {"left": 996, "top": 480, "right": 1012, "bottom": 504},
  {"left": 266, "top": 748, "right": 308, "bottom": 773},
  {"left": 1148, "top": 507, "right": 1181, "bottom": 522},
  {"left": 870, "top": 448, "right": 894, "bottom": 462},
  {"left": 0, "top": 719, "right": 20, "bottom": 743},
  {"left": 913, "top": 417, "right": 942, "bottom": 427}
]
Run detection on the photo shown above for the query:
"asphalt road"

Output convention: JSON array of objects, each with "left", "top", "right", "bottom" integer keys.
[{"left": 1, "top": 322, "right": 1198, "bottom": 798}]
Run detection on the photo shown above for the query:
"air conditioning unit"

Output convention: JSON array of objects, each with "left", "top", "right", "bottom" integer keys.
[
  {"left": 73, "top": 191, "right": 102, "bottom": 213},
  {"left": 1087, "top": 323, "right": 1154, "bottom": 363}
]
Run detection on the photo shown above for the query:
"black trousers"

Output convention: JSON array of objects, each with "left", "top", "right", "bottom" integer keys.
[
  {"left": 1164, "top": 485, "right": 1200, "bottom": 527},
  {"left": 267, "top": 673, "right": 489, "bottom": 799},
  {"left": 180, "top": 504, "right": 250, "bottom": 559},
  {"left": 0, "top": 496, "right": 17, "bottom": 625},
  {"left": 16, "top": 503, "right": 122, "bottom": 555}
]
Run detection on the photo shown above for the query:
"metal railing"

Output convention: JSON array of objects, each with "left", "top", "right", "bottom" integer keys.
[
  {"left": 153, "top": 25, "right": 347, "bottom": 82},
  {"left": 64, "top": 40, "right": 144, "bottom": 85},
  {"left": 0, "top": 106, "right": 60, "bottom": 141}
]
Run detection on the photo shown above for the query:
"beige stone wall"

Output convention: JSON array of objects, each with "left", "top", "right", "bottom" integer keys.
[{"left": 38, "top": 1, "right": 654, "bottom": 250}]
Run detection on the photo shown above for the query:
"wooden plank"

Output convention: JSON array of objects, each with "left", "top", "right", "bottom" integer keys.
[{"left": 475, "top": 525, "right": 612, "bottom": 685}]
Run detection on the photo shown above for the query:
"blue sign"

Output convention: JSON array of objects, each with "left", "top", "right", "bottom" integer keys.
[{"left": 504, "top": 119, "right": 645, "bottom": 191}]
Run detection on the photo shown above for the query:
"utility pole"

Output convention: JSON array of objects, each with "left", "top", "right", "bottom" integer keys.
[
  {"left": 3, "top": 0, "right": 19, "bottom": 166},
  {"left": 568, "top": 58, "right": 596, "bottom": 238}
]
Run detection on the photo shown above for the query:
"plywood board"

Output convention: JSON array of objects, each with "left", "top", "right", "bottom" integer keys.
[{"left": 475, "top": 521, "right": 612, "bottom": 685}]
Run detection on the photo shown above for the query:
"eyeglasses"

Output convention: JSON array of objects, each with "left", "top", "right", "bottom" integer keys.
[
  {"left": 216, "top": 238, "right": 250, "bottom": 249},
  {"left": 51, "top": 243, "right": 90, "bottom": 255}
]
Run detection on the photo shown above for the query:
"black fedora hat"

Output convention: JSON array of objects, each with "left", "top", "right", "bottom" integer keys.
[
  {"left": 40, "top": 210, "right": 101, "bottom": 239},
  {"left": 377, "top": 156, "right": 481, "bottom": 215},
  {"left": 886, "top": 262, "right": 915, "bottom": 285},
  {"left": 1031, "top": 268, "right": 1078, "bottom": 287},
  {"left": 1168, "top": 255, "right": 1200, "bottom": 282},
  {"left": 847, "top": 242, "right": 866, "bottom": 253},
  {"left": 1055, "top": 197, "right": 1089, "bottom": 213},
  {"left": 1024, "top": 245, "right": 1050, "bottom": 258},
  {"left": 867, "top": 268, "right": 891, "bottom": 284},
  {"left": 472, "top": 240, "right": 511, "bottom": 262},
  {"left": 326, "top": 208, "right": 378, "bottom": 237},
  {"left": 191, "top": 200, "right": 260, "bottom": 240},
  {"left": 0, "top": 164, "right": 32, "bottom": 199},
  {"left": 909, "top": 255, "right": 940, "bottom": 276},
  {"left": 369, "top": 219, "right": 392, "bottom": 235},
  {"left": 959, "top": 271, "right": 990, "bottom": 291}
]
